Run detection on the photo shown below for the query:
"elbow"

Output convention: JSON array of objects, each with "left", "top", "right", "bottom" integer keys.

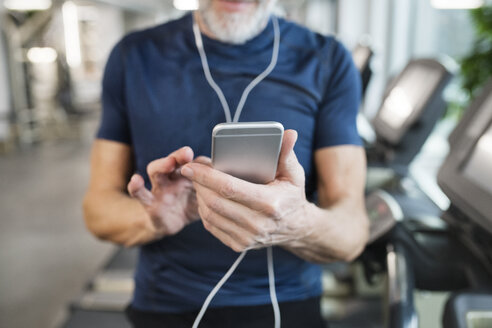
[
  {"left": 342, "top": 213, "right": 369, "bottom": 262},
  {"left": 82, "top": 192, "right": 147, "bottom": 248},
  {"left": 342, "top": 241, "right": 366, "bottom": 262},
  {"left": 82, "top": 193, "right": 109, "bottom": 242}
]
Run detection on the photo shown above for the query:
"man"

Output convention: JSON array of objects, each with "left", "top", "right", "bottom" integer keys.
[{"left": 83, "top": 0, "right": 369, "bottom": 327}]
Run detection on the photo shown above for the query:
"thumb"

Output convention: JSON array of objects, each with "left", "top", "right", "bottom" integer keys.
[
  {"left": 128, "top": 174, "right": 154, "bottom": 206},
  {"left": 276, "top": 130, "right": 305, "bottom": 186}
]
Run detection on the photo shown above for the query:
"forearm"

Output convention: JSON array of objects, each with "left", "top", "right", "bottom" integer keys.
[
  {"left": 83, "top": 190, "right": 157, "bottom": 247},
  {"left": 284, "top": 200, "right": 369, "bottom": 264}
]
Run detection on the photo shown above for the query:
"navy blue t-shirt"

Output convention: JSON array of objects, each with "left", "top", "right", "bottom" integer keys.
[{"left": 98, "top": 13, "right": 362, "bottom": 313}]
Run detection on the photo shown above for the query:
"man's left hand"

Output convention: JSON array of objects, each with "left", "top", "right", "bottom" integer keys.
[{"left": 181, "top": 130, "right": 315, "bottom": 252}]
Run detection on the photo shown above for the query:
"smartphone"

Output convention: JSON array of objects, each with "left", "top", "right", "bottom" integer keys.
[{"left": 211, "top": 122, "right": 284, "bottom": 184}]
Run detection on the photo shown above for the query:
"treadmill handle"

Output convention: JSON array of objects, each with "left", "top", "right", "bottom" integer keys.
[{"left": 387, "top": 243, "right": 419, "bottom": 328}]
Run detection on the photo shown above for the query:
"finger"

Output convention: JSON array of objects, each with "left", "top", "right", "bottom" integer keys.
[
  {"left": 194, "top": 183, "right": 270, "bottom": 236},
  {"left": 196, "top": 183, "right": 298, "bottom": 247},
  {"left": 197, "top": 185, "right": 295, "bottom": 248},
  {"left": 181, "top": 163, "right": 269, "bottom": 210},
  {"left": 278, "top": 129, "right": 297, "bottom": 165},
  {"left": 197, "top": 195, "right": 252, "bottom": 252},
  {"left": 193, "top": 156, "right": 212, "bottom": 166},
  {"left": 195, "top": 184, "right": 291, "bottom": 248},
  {"left": 128, "top": 174, "right": 154, "bottom": 206},
  {"left": 178, "top": 156, "right": 212, "bottom": 176},
  {"left": 203, "top": 219, "right": 247, "bottom": 253},
  {"left": 147, "top": 147, "right": 194, "bottom": 186},
  {"left": 172, "top": 146, "right": 195, "bottom": 166},
  {"left": 276, "top": 130, "right": 304, "bottom": 186},
  {"left": 148, "top": 146, "right": 194, "bottom": 173}
]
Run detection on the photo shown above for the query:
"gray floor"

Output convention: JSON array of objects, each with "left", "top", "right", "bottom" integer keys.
[{"left": 0, "top": 129, "right": 115, "bottom": 328}]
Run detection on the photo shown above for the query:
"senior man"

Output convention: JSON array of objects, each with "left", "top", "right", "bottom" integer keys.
[{"left": 83, "top": 0, "right": 369, "bottom": 327}]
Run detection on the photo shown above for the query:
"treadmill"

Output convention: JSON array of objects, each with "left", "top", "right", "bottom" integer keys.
[
  {"left": 364, "top": 80, "right": 492, "bottom": 328},
  {"left": 365, "top": 59, "right": 452, "bottom": 191},
  {"left": 60, "top": 248, "right": 138, "bottom": 328}
]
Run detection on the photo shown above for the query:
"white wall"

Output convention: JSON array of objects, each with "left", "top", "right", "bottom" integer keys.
[
  {"left": 413, "top": 0, "right": 475, "bottom": 59},
  {"left": 365, "top": 0, "right": 391, "bottom": 117},
  {"left": 337, "top": 0, "right": 370, "bottom": 48},
  {"left": 338, "top": 0, "right": 394, "bottom": 116},
  {"left": 304, "top": 0, "right": 335, "bottom": 36},
  {"left": 336, "top": 0, "right": 475, "bottom": 117}
]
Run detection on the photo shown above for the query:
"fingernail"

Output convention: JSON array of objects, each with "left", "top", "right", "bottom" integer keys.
[
  {"left": 130, "top": 174, "right": 138, "bottom": 182},
  {"left": 181, "top": 166, "right": 194, "bottom": 178}
]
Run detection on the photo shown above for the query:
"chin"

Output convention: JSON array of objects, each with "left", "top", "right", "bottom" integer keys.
[{"left": 199, "top": 0, "right": 275, "bottom": 44}]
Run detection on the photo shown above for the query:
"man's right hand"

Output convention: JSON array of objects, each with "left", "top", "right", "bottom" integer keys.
[{"left": 127, "top": 147, "right": 200, "bottom": 239}]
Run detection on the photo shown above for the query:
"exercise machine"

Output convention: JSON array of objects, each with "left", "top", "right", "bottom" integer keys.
[
  {"left": 367, "top": 59, "right": 452, "bottom": 171},
  {"left": 61, "top": 248, "right": 138, "bottom": 328},
  {"left": 364, "top": 80, "right": 492, "bottom": 328}
]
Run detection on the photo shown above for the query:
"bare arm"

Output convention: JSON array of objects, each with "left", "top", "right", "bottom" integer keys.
[
  {"left": 285, "top": 146, "right": 369, "bottom": 263},
  {"left": 82, "top": 140, "right": 157, "bottom": 247},
  {"left": 83, "top": 140, "right": 200, "bottom": 247}
]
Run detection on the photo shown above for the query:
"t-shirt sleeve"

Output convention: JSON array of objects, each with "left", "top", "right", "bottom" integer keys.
[
  {"left": 314, "top": 39, "right": 362, "bottom": 149},
  {"left": 96, "top": 41, "right": 132, "bottom": 144}
]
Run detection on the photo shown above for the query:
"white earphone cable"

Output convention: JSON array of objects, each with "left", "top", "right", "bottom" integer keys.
[
  {"left": 233, "top": 17, "right": 280, "bottom": 123},
  {"left": 192, "top": 20, "right": 232, "bottom": 123},
  {"left": 192, "top": 251, "right": 247, "bottom": 328},
  {"left": 268, "top": 246, "right": 281, "bottom": 328},
  {"left": 191, "top": 13, "right": 281, "bottom": 328},
  {"left": 191, "top": 248, "right": 279, "bottom": 328},
  {"left": 192, "top": 14, "right": 281, "bottom": 123}
]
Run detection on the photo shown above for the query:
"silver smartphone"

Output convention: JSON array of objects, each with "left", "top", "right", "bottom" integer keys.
[{"left": 211, "top": 122, "right": 284, "bottom": 184}]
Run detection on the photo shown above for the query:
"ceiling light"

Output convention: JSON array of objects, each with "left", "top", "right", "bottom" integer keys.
[
  {"left": 173, "top": 0, "right": 199, "bottom": 11},
  {"left": 431, "top": 0, "right": 484, "bottom": 9},
  {"left": 4, "top": 0, "right": 52, "bottom": 11},
  {"left": 63, "top": 1, "right": 82, "bottom": 68},
  {"left": 27, "top": 47, "right": 58, "bottom": 64}
]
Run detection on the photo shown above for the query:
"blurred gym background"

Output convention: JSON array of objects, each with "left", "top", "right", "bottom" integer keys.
[{"left": 0, "top": 1, "right": 491, "bottom": 328}]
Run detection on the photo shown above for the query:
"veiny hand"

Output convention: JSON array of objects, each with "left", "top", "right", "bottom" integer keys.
[
  {"left": 127, "top": 147, "right": 202, "bottom": 239},
  {"left": 181, "top": 130, "right": 314, "bottom": 252}
]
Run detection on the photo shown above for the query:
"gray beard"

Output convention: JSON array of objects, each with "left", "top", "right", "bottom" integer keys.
[{"left": 198, "top": 0, "right": 275, "bottom": 44}]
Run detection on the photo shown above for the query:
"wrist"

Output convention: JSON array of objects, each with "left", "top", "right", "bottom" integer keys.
[
  {"left": 135, "top": 213, "right": 165, "bottom": 244},
  {"left": 284, "top": 200, "right": 319, "bottom": 249}
]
